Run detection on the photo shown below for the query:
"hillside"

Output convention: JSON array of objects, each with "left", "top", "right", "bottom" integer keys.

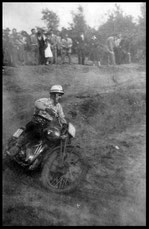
[{"left": 3, "top": 63, "right": 146, "bottom": 226}]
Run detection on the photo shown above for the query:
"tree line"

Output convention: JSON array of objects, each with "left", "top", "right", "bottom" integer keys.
[{"left": 41, "top": 3, "right": 146, "bottom": 63}]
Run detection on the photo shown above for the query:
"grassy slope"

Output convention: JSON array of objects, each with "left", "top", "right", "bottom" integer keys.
[{"left": 3, "top": 63, "right": 146, "bottom": 226}]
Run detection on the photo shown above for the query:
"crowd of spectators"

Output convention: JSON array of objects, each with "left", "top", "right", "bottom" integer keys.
[
  {"left": 3, "top": 27, "right": 131, "bottom": 67},
  {"left": 3, "top": 27, "right": 73, "bottom": 67}
]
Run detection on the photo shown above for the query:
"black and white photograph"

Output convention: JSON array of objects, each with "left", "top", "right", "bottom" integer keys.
[{"left": 2, "top": 2, "right": 146, "bottom": 226}]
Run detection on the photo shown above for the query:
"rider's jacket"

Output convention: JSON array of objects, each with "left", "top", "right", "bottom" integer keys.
[{"left": 34, "top": 97, "right": 67, "bottom": 126}]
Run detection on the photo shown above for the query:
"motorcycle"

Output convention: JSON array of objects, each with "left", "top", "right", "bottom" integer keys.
[{"left": 3, "top": 116, "right": 88, "bottom": 193}]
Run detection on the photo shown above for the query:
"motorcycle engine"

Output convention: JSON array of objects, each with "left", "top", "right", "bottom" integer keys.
[{"left": 27, "top": 142, "right": 44, "bottom": 162}]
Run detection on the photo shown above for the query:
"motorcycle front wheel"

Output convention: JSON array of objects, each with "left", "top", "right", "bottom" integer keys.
[{"left": 41, "top": 145, "right": 88, "bottom": 193}]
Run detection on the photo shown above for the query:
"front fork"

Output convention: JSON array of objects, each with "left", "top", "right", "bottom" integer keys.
[{"left": 59, "top": 137, "right": 68, "bottom": 166}]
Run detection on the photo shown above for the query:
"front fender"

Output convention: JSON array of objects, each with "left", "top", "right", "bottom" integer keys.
[
  {"left": 41, "top": 144, "right": 77, "bottom": 169},
  {"left": 41, "top": 143, "right": 90, "bottom": 171}
]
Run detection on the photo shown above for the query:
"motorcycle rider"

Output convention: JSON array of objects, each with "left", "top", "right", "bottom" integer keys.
[{"left": 8, "top": 85, "right": 67, "bottom": 156}]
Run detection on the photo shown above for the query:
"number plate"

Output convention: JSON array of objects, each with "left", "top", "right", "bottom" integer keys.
[
  {"left": 68, "top": 123, "right": 76, "bottom": 138},
  {"left": 13, "top": 128, "right": 24, "bottom": 138}
]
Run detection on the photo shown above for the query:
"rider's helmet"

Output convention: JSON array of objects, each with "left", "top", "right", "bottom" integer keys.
[{"left": 50, "top": 85, "right": 64, "bottom": 95}]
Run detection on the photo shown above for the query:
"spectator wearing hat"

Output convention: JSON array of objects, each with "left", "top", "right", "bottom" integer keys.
[{"left": 30, "top": 28, "right": 39, "bottom": 65}]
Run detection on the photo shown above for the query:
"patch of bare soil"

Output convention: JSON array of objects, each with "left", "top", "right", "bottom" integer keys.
[{"left": 3, "top": 63, "right": 146, "bottom": 225}]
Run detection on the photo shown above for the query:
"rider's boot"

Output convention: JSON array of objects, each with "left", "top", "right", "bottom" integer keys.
[
  {"left": 7, "top": 144, "right": 21, "bottom": 156},
  {"left": 7, "top": 135, "right": 25, "bottom": 157}
]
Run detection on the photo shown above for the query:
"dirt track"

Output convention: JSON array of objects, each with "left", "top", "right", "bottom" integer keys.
[{"left": 3, "top": 63, "right": 146, "bottom": 225}]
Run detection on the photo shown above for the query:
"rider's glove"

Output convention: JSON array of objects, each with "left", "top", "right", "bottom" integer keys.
[
  {"left": 62, "top": 123, "right": 68, "bottom": 129},
  {"left": 61, "top": 123, "right": 68, "bottom": 134}
]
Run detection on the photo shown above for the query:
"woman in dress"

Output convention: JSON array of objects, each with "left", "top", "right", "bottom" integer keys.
[{"left": 44, "top": 32, "right": 53, "bottom": 65}]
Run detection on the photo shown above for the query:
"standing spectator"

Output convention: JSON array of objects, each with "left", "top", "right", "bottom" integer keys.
[
  {"left": 9, "top": 28, "right": 20, "bottom": 66},
  {"left": 119, "top": 35, "right": 131, "bottom": 64},
  {"left": 106, "top": 34, "right": 116, "bottom": 65},
  {"left": 114, "top": 33, "right": 122, "bottom": 65},
  {"left": 44, "top": 32, "right": 53, "bottom": 65},
  {"left": 61, "top": 35, "right": 67, "bottom": 64},
  {"left": 65, "top": 34, "right": 73, "bottom": 64},
  {"left": 37, "top": 31, "right": 46, "bottom": 65},
  {"left": 21, "top": 31, "right": 31, "bottom": 65},
  {"left": 98, "top": 44, "right": 109, "bottom": 65},
  {"left": 56, "top": 31, "right": 62, "bottom": 63},
  {"left": 61, "top": 34, "right": 72, "bottom": 64},
  {"left": 30, "top": 28, "right": 39, "bottom": 65},
  {"left": 49, "top": 30, "right": 58, "bottom": 64},
  {"left": 76, "top": 32, "right": 86, "bottom": 65},
  {"left": 89, "top": 35, "right": 101, "bottom": 67},
  {"left": 17, "top": 32, "right": 26, "bottom": 64}
]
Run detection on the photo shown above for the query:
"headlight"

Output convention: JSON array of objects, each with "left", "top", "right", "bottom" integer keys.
[
  {"left": 48, "top": 130, "right": 52, "bottom": 135},
  {"left": 46, "top": 128, "right": 61, "bottom": 140}
]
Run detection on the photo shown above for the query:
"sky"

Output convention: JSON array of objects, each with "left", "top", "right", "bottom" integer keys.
[{"left": 3, "top": 2, "right": 143, "bottom": 33}]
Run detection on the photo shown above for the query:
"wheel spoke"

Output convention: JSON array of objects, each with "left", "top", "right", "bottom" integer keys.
[
  {"left": 50, "top": 176, "right": 57, "bottom": 185},
  {"left": 63, "top": 178, "right": 67, "bottom": 188},
  {"left": 58, "top": 178, "right": 64, "bottom": 189},
  {"left": 53, "top": 175, "right": 60, "bottom": 186},
  {"left": 60, "top": 177, "right": 69, "bottom": 189},
  {"left": 56, "top": 176, "right": 63, "bottom": 188},
  {"left": 61, "top": 178, "right": 65, "bottom": 189},
  {"left": 50, "top": 173, "right": 59, "bottom": 185}
]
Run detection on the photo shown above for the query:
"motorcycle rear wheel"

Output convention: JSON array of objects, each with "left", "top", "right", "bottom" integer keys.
[{"left": 41, "top": 145, "right": 88, "bottom": 193}]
